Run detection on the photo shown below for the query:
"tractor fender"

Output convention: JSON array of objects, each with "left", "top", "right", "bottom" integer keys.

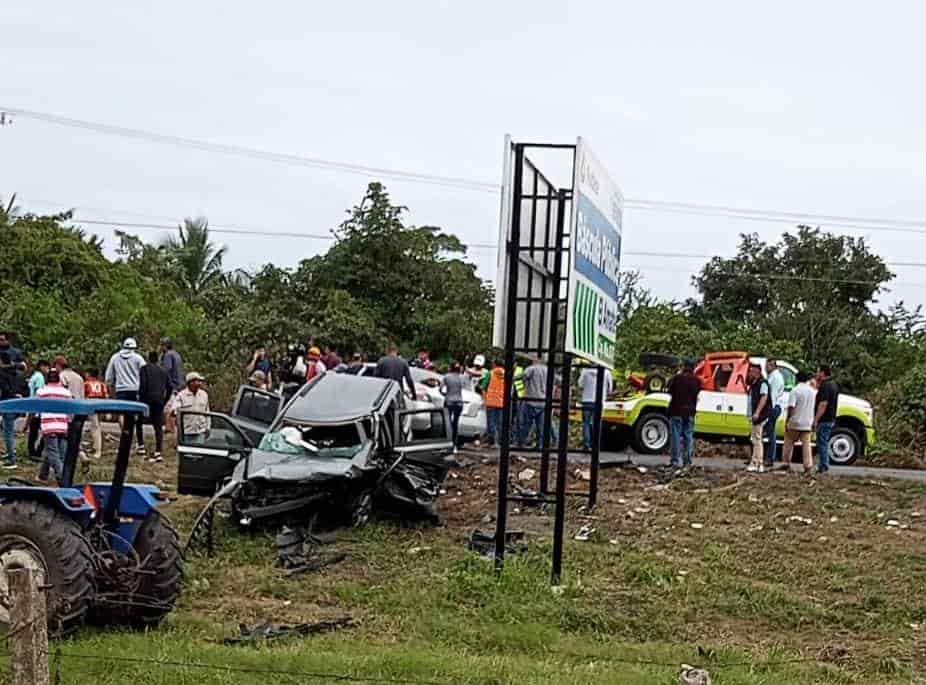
[
  {"left": 83, "top": 483, "right": 163, "bottom": 519},
  {"left": 0, "top": 486, "right": 95, "bottom": 526}
]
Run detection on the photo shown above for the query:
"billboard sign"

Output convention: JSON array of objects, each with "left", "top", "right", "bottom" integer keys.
[{"left": 565, "top": 138, "right": 623, "bottom": 368}]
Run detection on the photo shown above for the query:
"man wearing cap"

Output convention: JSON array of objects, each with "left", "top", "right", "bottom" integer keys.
[
  {"left": 169, "top": 372, "right": 211, "bottom": 441},
  {"left": 248, "top": 369, "right": 269, "bottom": 390},
  {"left": 303, "top": 347, "right": 327, "bottom": 381},
  {"left": 105, "top": 338, "right": 147, "bottom": 454},
  {"left": 159, "top": 337, "right": 185, "bottom": 397}
]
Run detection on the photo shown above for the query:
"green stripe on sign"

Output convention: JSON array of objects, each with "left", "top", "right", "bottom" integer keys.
[{"left": 587, "top": 288, "right": 597, "bottom": 353}]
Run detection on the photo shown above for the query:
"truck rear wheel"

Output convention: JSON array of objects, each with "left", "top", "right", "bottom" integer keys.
[
  {"left": 632, "top": 413, "right": 670, "bottom": 454},
  {"left": 0, "top": 500, "right": 94, "bottom": 635}
]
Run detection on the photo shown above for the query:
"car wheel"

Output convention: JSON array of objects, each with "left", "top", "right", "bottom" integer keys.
[
  {"left": 632, "top": 413, "right": 670, "bottom": 454},
  {"left": 828, "top": 427, "right": 860, "bottom": 466}
]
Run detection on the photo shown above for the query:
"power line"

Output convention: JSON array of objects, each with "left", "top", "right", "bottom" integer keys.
[
  {"left": 65, "top": 216, "right": 926, "bottom": 275},
  {"left": 6, "top": 106, "right": 926, "bottom": 235}
]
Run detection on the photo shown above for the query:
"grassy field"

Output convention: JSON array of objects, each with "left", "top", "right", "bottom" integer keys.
[{"left": 2, "top": 436, "right": 925, "bottom": 684}]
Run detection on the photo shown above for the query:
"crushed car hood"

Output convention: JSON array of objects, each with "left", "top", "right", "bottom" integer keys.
[{"left": 234, "top": 445, "right": 376, "bottom": 484}]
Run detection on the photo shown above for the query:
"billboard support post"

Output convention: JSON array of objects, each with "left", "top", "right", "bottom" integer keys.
[
  {"left": 493, "top": 144, "right": 524, "bottom": 572},
  {"left": 492, "top": 137, "right": 622, "bottom": 583}
]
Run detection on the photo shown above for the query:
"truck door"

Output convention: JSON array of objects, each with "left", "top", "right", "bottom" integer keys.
[
  {"left": 722, "top": 359, "right": 752, "bottom": 437},
  {"left": 176, "top": 412, "right": 253, "bottom": 496}
]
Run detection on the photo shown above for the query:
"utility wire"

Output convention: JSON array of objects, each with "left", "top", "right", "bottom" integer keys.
[{"left": 5, "top": 106, "right": 926, "bottom": 235}]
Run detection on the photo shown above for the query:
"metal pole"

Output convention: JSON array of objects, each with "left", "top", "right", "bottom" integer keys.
[
  {"left": 104, "top": 413, "right": 135, "bottom": 527},
  {"left": 61, "top": 416, "right": 85, "bottom": 488},
  {"left": 540, "top": 188, "right": 568, "bottom": 495},
  {"left": 551, "top": 353, "right": 573, "bottom": 584},
  {"left": 494, "top": 143, "right": 524, "bottom": 571},
  {"left": 589, "top": 367, "right": 606, "bottom": 508}
]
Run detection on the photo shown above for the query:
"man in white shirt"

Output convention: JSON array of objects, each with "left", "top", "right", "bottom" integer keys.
[
  {"left": 577, "top": 366, "right": 613, "bottom": 451},
  {"left": 764, "top": 359, "right": 785, "bottom": 466},
  {"left": 168, "top": 372, "right": 211, "bottom": 441},
  {"left": 782, "top": 371, "right": 815, "bottom": 473}
]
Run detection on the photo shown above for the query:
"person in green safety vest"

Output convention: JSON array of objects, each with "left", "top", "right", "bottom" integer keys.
[{"left": 511, "top": 358, "right": 528, "bottom": 444}]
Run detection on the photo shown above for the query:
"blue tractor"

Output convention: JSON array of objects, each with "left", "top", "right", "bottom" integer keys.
[{"left": 0, "top": 398, "right": 182, "bottom": 633}]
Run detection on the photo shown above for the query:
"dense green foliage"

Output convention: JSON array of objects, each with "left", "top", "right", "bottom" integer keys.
[{"left": 1, "top": 188, "right": 924, "bottom": 454}]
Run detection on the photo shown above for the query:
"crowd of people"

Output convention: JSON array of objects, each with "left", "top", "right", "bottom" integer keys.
[
  {"left": 0, "top": 333, "right": 209, "bottom": 485},
  {"left": 666, "top": 358, "right": 840, "bottom": 475}
]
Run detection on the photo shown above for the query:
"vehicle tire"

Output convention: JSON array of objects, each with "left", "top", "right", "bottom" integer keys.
[
  {"left": 643, "top": 373, "right": 668, "bottom": 394},
  {"left": 93, "top": 510, "right": 183, "bottom": 627},
  {"left": 632, "top": 412, "right": 671, "bottom": 454},
  {"left": 0, "top": 500, "right": 94, "bottom": 635},
  {"left": 827, "top": 427, "right": 861, "bottom": 466}
]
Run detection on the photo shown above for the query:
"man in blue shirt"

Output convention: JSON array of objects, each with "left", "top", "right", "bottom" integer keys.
[{"left": 764, "top": 359, "right": 785, "bottom": 467}]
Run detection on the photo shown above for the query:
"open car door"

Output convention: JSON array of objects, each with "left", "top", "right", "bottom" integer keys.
[
  {"left": 230, "top": 385, "right": 282, "bottom": 446},
  {"left": 380, "top": 408, "right": 455, "bottom": 515},
  {"left": 176, "top": 411, "right": 253, "bottom": 496}
]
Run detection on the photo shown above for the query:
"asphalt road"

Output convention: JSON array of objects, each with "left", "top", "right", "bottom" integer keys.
[{"left": 464, "top": 447, "right": 926, "bottom": 483}]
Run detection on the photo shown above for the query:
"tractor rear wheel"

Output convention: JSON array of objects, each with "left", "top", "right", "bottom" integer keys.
[
  {"left": 0, "top": 500, "right": 94, "bottom": 635},
  {"left": 93, "top": 510, "right": 183, "bottom": 627}
]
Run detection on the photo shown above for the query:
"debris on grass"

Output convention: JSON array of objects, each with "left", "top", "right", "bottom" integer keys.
[
  {"left": 886, "top": 519, "right": 900, "bottom": 527},
  {"left": 786, "top": 515, "right": 813, "bottom": 525},
  {"left": 518, "top": 468, "right": 537, "bottom": 482},
  {"left": 690, "top": 523, "right": 704, "bottom": 530},
  {"left": 467, "top": 529, "right": 526, "bottom": 559},
  {"left": 573, "top": 525, "right": 595, "bottom": 541},
  {"left": 574, "top": 468, "right": 591, "bottom": 481},
  {"left": 276, "top": 526, "right": 347, "bottom": 576},
  {"left": 679, "top": 665, "right": 712, "bottom": 684},
  {"left": 224, "top": 617, "right": 354, "bottom": 645}
]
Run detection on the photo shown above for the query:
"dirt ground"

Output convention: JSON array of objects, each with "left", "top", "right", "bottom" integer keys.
[{"left": 66, "top": 431, "right": 926, "bottom": 680}]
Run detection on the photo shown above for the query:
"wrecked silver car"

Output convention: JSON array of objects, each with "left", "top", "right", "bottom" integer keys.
[{"left": 177, "top": 374, "right": 455, "bottom": 531}]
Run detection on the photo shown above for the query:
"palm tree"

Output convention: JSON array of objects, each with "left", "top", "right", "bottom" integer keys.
[
  {"left": 0, "top": 194, "right": 20, "bottom": 227},
  {"left": 165, "top": 217, "right": 227, "bottom": 299}
]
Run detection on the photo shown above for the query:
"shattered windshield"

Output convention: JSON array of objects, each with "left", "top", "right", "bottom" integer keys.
[{"left": 259, "top": 422, "right": 364, "bottom": 459}]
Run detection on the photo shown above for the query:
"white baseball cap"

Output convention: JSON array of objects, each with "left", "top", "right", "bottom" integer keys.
[
  {"left": 473, "top": 354, "right": 486, "bottom": 367},
  {"left": 122, "top": 337, "right": 138, "bottom": 349}
]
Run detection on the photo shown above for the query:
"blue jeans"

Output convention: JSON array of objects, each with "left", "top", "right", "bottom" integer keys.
[
  {"left": 1, "top": 415, "right": 15, "bottom": 463},
  {"left": 764, "top": 405, "right": 782, "bottom": 464},
  {"left": 581, "top": 403, "right": 596, "bottom": 450},
  {"left": 670, "top": 416, "right": 695, "bottom": 466},
  {"left": 486, "top": 407, "right": 502, "bottom": 445},
  {"left": 816, "top": 421, "right": 834, "bottom": 473},
  {"left": 42, "top": 434, "right": 67, "bottom": 482},
  {"left": 518, "top": 403, "right": 558, "bottom": 447},
  {"left": 446, "top": 402, "right": 463, "bottom": 446}
]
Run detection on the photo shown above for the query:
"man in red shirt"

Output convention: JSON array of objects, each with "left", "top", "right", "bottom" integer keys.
[
  {"left": 666, "top": 359, "right": 702, "bottom": 468},
  {"left": 83, "top": 368, "right": 108, "bottom": 460}
]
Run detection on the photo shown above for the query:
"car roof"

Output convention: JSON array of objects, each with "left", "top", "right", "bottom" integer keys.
[{"left": 284, "top": 373, "right": 397, "bottom": 424}]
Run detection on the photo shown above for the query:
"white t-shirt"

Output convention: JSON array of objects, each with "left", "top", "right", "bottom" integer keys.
[
  {"left": 787, "top": 382, "right": 816, "bottom": 431},
  {"left": 578, "top": 368, "right": 613, "bottom": 404}
]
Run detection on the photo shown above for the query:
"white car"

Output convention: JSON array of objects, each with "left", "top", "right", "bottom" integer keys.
[{"left": 346, "top": 364, "right": 486, "bottom": 442}]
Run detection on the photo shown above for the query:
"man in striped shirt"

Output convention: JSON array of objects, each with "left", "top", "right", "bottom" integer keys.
[{"left": 35, "top": 369, "right": 72, "bottom": 484}]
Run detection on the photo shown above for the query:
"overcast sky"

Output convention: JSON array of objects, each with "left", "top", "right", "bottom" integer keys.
[{"left": 2, "top": 1, "right": 925, "bottom": 310}]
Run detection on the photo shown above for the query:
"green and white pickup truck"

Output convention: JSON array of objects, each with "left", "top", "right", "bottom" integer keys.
[{"left": 602, "top": 354, "right": 875, "bottom": 465}]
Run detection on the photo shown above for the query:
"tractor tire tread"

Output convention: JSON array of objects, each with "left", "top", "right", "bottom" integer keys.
[{"left": 0, "top": 500, "right": 94, "bottom": 635}]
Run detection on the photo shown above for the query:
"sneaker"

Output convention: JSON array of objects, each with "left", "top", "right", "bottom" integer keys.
[
  {"left": 757, "top": 465, "right": 766, "bottom": 474},
  {"left": 746, "top": 464, "right": 758, "bottom": 473},
  {"left": 2, "top": 463, "right": 17, "bottom": 470},
  {"left": 136, "top": 445, "right": 147, "bottom": 456},
  {"left": 153, "top": 453, "right": 163, "bottom": 463}
]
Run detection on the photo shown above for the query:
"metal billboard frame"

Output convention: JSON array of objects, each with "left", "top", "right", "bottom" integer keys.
[{"left": 492, "top": 138, "right": 611, "bottom": 583}]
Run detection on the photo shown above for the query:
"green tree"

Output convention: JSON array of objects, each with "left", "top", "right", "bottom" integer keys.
[{"left": 689, "top": 226, "right": 897, "bottom": 392}]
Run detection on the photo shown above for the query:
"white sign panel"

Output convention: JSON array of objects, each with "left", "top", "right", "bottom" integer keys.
[{"left": 565, "top": 138, "right": 623, "bottom": 368}]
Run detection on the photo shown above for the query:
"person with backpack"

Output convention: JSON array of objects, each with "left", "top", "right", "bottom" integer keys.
[{"left": 746, "top": 363, "right": 770, "bottom": 473}]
